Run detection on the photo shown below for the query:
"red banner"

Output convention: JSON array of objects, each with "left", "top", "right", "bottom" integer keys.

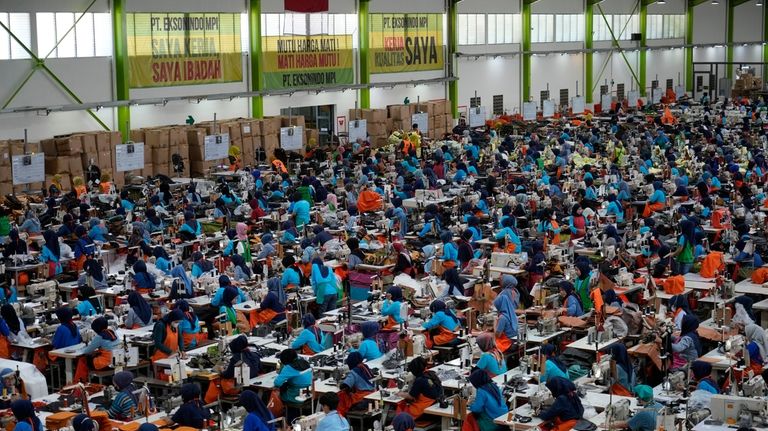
[{"left": 285, "top": 0, "right": 328, "bottom": 12}]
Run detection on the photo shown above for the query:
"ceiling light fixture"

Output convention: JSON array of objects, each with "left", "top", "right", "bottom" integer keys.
[
  {"left": 711, "top": 0, "right": 719, "bottom": 4},
  {"left": 657, "top": 0, "right": 666, "bottom": 4},
  {"left": 758, "top": 1, "right": 763, "bottom": 6}
]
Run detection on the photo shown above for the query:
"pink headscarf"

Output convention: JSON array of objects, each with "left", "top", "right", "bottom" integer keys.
[
  {"left": 326, "top": 194, "right": 337, "bottom": 207},
  {"left": 236, "top": 223, "right": 248, "bottom": 241}
]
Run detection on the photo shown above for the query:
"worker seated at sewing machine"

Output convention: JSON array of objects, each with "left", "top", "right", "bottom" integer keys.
[
  {"left": 421, "top": 299, "right": 460, "bottom": 348},
  {"left": 74, "top": 317, "right": 119, "bottom": 383},
  {"left": 721, "top": 326, "right": 766, "bottom": 393},
  {"left": 151, "top": 309, "right": 184, "bottom": 361},
  {"left": 603, "top": 385, "right": 662, "bottom": 431},
  {"left": 537, "top": 344, "right": 569, "bottom": 384},
  {"left": 381, "top": 287, "right": 406, "bottom": 330},
  {"left": 467, "top": 368, "right": 509, "bottom": 431},
  {"left": 77, "top": 258, "right": 108, "bottom": 290},
  {"left": 475, "top": 332, "right": 507, "bottom": 377},
  {"left": 291, "top": 314, "right": 330, "bottom": 354},
  {"left": 337, "top": 352, "right": 375, "bottom": 416},
  {"left": 0, "top": 369, "right": 27, "bottom": 408},
  {"left": 105, "top": 371, "right": 139, "bottom": 421},
  {"left": 51, "top": 307, "right": 82, "bottom": 349},
  {"left": 204, "top": 335, "right": 262, "bottom": 403},
  {"left": 349, "top": 321, "right": 383, "bottom": 361},
  {"left": 395, "top": 357, "right": 444, "bottom": 421},
  {"left": 248, "top": 277, "right": 286, "bottom": 327},
  {"left": 9, "top": 399, "right": 42, "bottom": 431},
  {"left": 176, "top": 300, "right": 207, "bottom": 351},
  {"left": 538, "top": 377, "right": 584, "bottom": 431},
  {"left": 171, "top": 383, "right": 211, "bottom": 429},
  {"left": 238, "top": 390, "right": 276, "bottom": 431},
  {"left": 274, "top": 349, "right": 313, "bottom": 423},
  {"left": 691, "top": 361, "right": 719, "bottom": 394}
]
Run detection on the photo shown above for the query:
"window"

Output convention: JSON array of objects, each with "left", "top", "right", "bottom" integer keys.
[
  {"left": 261, "top": 13, "right": 357, "bottom": 37},
  {"left": 593, "top": 14, "right": 639, "bottom": 41},
  {"left": 458, "top": 14, "right": 485, "bottom": 45},
  {"left": 493, "top": 94, "right": 503, "bottom": 115},
  {"left": 241, "top": 13, "right": 249, "bottom": 52},
  {"left": 36, "top": 12, "right": 112, "bottom": 58},
  {"left": 647, "top": 14, "right": 683, "bottom": 39},
  {"left": 531, "top": 14, "right": 554, "bottom": 43},
  {"left": 0, "top": 13, "right": 32, "bottom": 59},
  {"left": 487, "top": 14, "right": 520, "bottom": 44},
  {"left": 555, "top": 14, "right": 583, "bottom": 42}
]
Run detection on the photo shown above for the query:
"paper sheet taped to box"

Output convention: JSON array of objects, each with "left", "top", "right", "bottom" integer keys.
[
  {"left": 12, "top": 153, "right": 44, "bottom": 185},
  {"left": 115, "top": 143, "right": 145, "bottom": 172}
]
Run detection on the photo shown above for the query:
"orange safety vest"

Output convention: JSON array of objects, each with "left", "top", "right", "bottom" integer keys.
[
  {"left": 425, "top": 326, "right": 457, "bottom": 349},
  {"left": 75, "top": 185, "right": 87, "bottom": 199},
  {"left": 396, "top": 393, "right": 436, "bottom": 420},
  {"left": 402, "top": 139, "right": 414, "bottom": 155},
  {"left": 272, "top": 160, "right": 288, "bottom": 174},
  {"left": 151, "top": 325, "right": 179, "bottom": 361}
]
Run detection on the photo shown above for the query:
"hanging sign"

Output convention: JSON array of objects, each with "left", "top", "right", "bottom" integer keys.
[
  {"left": 280, "top": 126, "right": 304, "bottom": 151},
  {"left": 126, "top": 13, "right": 243, "bottom": 88},
  {"left": 369, "top": 14, "right": 444, "bottom": 74},
  {"left": 627, "top": 91, "right": 640, "bottom": 108},
  {"left": 262, "top": 35, "right": 354, "bottom": 90},
  {"left": 411, "top": 112, "right": 429, "bottom": 132},
  {"left": 348, "top": 119, "right": 368, "bottom": 142},
  {"left": 571, "top": 96, "right": 585, "bottom": 115},
  {"left": 469, "top": 106, "right": 487, "bottom": 128},
  {"left": 522, "top": 102, "right": 537, "bottom": 121},
  {"left": 542, "top": 100, "right": 555, "bottom": 118}
]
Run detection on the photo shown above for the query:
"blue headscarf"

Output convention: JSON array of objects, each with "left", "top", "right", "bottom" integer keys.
[
  {"left": 361, "top": 321, "right": 379, "bottom": 340},
  {"left": 545, "top": 377, "right": 584, "bottom": 418},
  {"left": 127, "top": 291, "right": 152, "bottom": 325},
  {"left": 469, "top": 369, "right": 502, "bottom": 403},
  {"left": 493, "top": 293, "right": 516, "bottom": 318},
  {"left": 387, "top": 286, "right": 403, "bottom": 302},
  {"left": 346, "top": 351, "right": 375, "bottom": 385},
  {"left": 171, "top": 265, "right": 192, "bottom": 296},
  {"left": 313, "top": 257, "right": 329, "bottom": 278},
  {"left": 239, "top": 390, "right": 275, "bottom": 431},
  {"left": 681, "top": 314, "right": 702, "bottom": 356},
  {"left": 540, "top": 344, "right": 567, "bottom": 373},
  {"left": 267, "top": 277, "right": 287, "bottom": 306},
  {"left": 132, "top": 260, "right": 155, "bottom": 290},
  {"left": 607, "top": 344, "right": 632, "bottom": 379}
]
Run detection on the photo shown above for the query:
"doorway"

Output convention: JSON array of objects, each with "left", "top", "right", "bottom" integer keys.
[{"left": 280, "top": 105, "right": 335, "bottom": 146}]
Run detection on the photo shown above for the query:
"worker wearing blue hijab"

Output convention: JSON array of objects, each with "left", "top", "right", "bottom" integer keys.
[
  {"left": 291, "top": 314, "right": 327, "bottom": 354},
  {"left": 353, "top": 321, "right": 383, "bottom": 361},
  {"left": 539, "top": 344, "right": 569, "bottom": 383},
  {"left": 606, "top": 344, "right": 635, "bottom": 395},
  {"left": 171, "top": 383, "right": 211, "bottom": 429},
  {"left": 539, "top": 377, "right": 584, "bottom": 428},
  {"left": 338, "top": 351, "right": 375, "bottom": 416},
  {"left": 493, "top": 292, "right": 518, "bottom": 352},
  {"left": 10, "top": 400, "right": 42, "bottom": 431},
  {"left": 239, "top": 389, "right": 275, "bottom": 431},
  {"left": 422, "top": 299, "right": 459, "bottom": 348},
  {"left": 468, "top": 369, "right": 508, "bottom": 431}
]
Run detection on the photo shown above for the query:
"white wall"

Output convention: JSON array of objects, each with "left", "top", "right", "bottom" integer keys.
[
  {"left": 125, "top": 0, "right": 246, "bottom": 13},
  {"left": 692, "top": 1, "right": 726, "bottom": 44},
  {"left": 733, "top": 3, "right": 763, "bottom": 42},
  {"left": 532, "top": 0, "right": 582, "bottom": 14},
  {"left": 647, "top": 48, "right": 685, "bottom": 88},
  {"left": 458, "top": 0, "right": 520, "bottom": 14},
  {"left": 457, "top": 56, "right": 520, "bottom": 114},
  {"left": 531, "top": 53, "right": 583, "bottom": 105}
]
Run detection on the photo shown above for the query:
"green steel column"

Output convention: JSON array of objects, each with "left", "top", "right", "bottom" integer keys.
[
  {"left": 585, "top": 2, "right": 594, "bottom": 104},
  {"left": 448, "top": 0, "right": 458, "bottom": 119},
  {"left": 727, "top": 2, "right": 734, "bottom": 79},
  {"left": 639, "top": 1, "right": 647, "bottom": 97},
  {"left": 522, "top": 0, "right": 532, "bottom": 102},
  {"left": 359, "top": 0, "right": 370, "bottom": 109},
  {"left": 112, "top": 0, "right": 130, "bottom": 140},
  {"left": 249, "top": 0, "right": 263, "bottom": 118},
  {"left": 764, "top": 1, "right": 768, "bottom": 83}
]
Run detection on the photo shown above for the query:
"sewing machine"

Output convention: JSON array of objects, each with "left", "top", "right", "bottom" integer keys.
[
  {"left": 605, "top": 398, "right": 631, "bottom": 423},
  {"left": 718, "top": 334, "right": 744, "bottom": 355},
  {"left": 546, "top": 247, "right": 569, "bottom": 265},
  {"left": 616, "top": 268, "right": 633, "bottom": 288},
  {"left": 162, "top": 396, "right": 183, "bottom": 414},
  {"left": 587, "top": 326, "right": 614, "bottom": 344},
  {"left": 536, "top": 317, "right": 558, "bottom": 336},
  {"left": 662, "top": 371, "right": 687, "bottom": 393},
  {"left": 26, "top": 280, "right": 59, "bottom": 310},
  {"left": 295, "top": 412, "right": 326, "bottom": 431},
  {"left": 529, "top": 385, "right": 554, "bottom": 415},
  {"left": 742, "top": 375, "right": 766, "bottom": 397},
  {"left": 221, "top": 406, "right": 247, "bottom": 431},
  {"left": 709, "top": 395, "right": 768, "bottom": 427}
]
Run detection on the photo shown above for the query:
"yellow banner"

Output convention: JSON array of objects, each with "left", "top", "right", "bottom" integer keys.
[
  {"left": 262, "top": 35, "right": 354, "bottom": 90},
  {"left": 127, "top": 13, "right": 243, "bottom": 88},
  {"left": 369, "top": 13, "right": 444, "bottom": 74}
]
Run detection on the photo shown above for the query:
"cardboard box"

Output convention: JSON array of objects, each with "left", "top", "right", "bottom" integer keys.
[
  {"left": 263, "top": 135, "right": 279, "bottom": 158},
  {"left": 374, "top": 137, "right": 388, "bottom": 148},
  {"left": 224, "top": 122, "right": 242, "bottom": 142},
  {"left": 362, "top": 109, "right": 387, "bottom": 123},
  {"left": 154, "top": 164, "right": 170, "bottom": 177},
  {"left": 248, "top": 120, "right": 261, "bottom": 137},
  {"left": 0, "top": 182, "right": 11, "bottom": 195},
  {"left": 141, "top": 163, "right": 154, "bottom": 177},
  {"left": 80, "top": 134, "right": 98, "bottom": 155},
  {"left": 187, "top": 129, "right": 206, "bottom": 161},
  {"left": 69, "top": 156, "right": 84, "bottom": 177},
  {"left": 144, "top": 129, "right": 170, "bottom": 149},
  {"left": 388, "top": 105, "right": 410, "bottom": 120},
  {"left": 0, "top": 166, "right": 10, "bottom": 183},
  {"left": 56, "top": 136, "right": 83, "bottom": 156},
  {"left": 415, "top": 103, "right": 434, "bottom": 117},
  {"left": 109, "top": 131, "right": 122, "bottom": 147},
  {"left": 191, "top": 160, "right": 219, "bottom": 176},
  {"left": 45, "top": 156, "right": 68, "bottom": 175},
  {"left": 262, "top": 117, "right": 281, "bottom": 136},
  {"left": 434, "top": 114, "right": 446, "bottom": 129},
  {"left": 94, "top": 132, "right": 110, "bottom": 153},
  {"left": 408, "top": 104, "right": 417, "bottom": 115},
  {"left": 239, "top": 121, "right": 252, "bottom": 137},
  {"left": 434, "top": 128, "right": 446, "bottom": 139},
  {"left": 368, "top": 123, "right": 387, "bottom": 137},
  {"left": 393, "top": 120, "right": 405, "bottom": 131},
  {"left": 10, "top": 141, "right": 27, "bottom": 156},
  {"left": 14, "top": 182, "right": 43, "bottom": 194},
  {"left": 433, "top": 100, "right": 448, "bottom": 116},
  {"left": 169, "top": 127, "right": 186, "bottom": 148},
  {"left": 152, "top": 147, "right": 170, "bottom": 166},
  {"left": 349, "top": 109, "right": 363, "bottom": 121},
  {"left": 280, "top": 116, "right": 305, "bottom": 128},
  {"left": 97, "top": 151, "right": 111, "bottom": 170},
  {"left": 444, "top": 114, "right": 453, "bottom": 128},
  {"left": 40, "top": 139, "right": 57, "bottom": 156}
]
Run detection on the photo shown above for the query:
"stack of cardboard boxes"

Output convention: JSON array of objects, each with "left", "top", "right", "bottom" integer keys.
[
  {"left": 129, "top": 126, "right": 191, "bottom": 180},
  {"left": 733, "top": 72, "right": 763, "bottom": 97},
  {"left": 351, "top": 100, "right": 452, "bottom": 148},
  {"left": 39, "top": 131, "right": 121, "bottom": 191}
]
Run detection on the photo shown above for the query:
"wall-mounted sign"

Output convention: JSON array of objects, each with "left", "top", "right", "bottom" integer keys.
[
  {"left": 262, "top": 35, "right": 354, "bottom": 90},
  {"left": 369, "top": 13, "right": 444, "bottom": 74}
]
